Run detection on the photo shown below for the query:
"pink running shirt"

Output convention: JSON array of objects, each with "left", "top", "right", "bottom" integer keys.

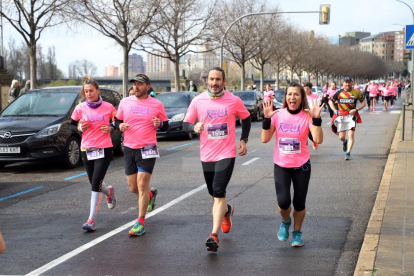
[
  {"left": 71, "top": 101, "right": 116, "bottom": 149},
  {"left": 327, "top": 88, "right": 337, "bottom": 98},
  {"left": 116, "top": 96, "right": 168, "bottom": 149},
  {"left": 306, "top": 93, "right": 318, "bottom": 109},
  {"left": 271, "top": 108, "right": 312, "bottom": 168},
  {"left": 369, "top": 85, "right": 378, "bottom": 97},
  {"left": 263, "top": 90, "right": 275, "bottom": 102},
  {"left": 388, "top": 85, "right": 396, "bottom": 96},
  {"left": 184, "top": 91, "right": 250, "bottom": 162}
]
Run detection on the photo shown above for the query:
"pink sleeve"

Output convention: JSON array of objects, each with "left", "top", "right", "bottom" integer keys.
[
  {"left": 271, "top": 113, "right": 278, "bottom": 127},
  {"left": 235, "top": 97, "right": 251, "bottom": 120},
  {"left": 183, "top": 99, "right": 198, "bottom": 124},
  {"left": 158, "top": 102, "right": 168, "bottom": 121},
  {"left": 116, "top": 101, "right": 124, "bottom": 120},
  {"left": 71, "top": 105, "right": 81, "bottom": 121}
]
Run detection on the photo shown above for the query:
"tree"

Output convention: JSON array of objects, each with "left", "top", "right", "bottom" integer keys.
[
  {"left": 138, "top": 0, "right": 216, "bottom": 92},
  {"left": 68, "top": 59, "right": 97, "bottom": 77},
  {"left": 71, "top": 0, "right": 159, "bottom": 97},
  {"left": 0, "top": 0, "right": 70, "bottom": 88}
]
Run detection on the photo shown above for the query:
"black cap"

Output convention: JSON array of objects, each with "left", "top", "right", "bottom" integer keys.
[{"left": 344, "top": 77, "right": 353, "bottom": 82}]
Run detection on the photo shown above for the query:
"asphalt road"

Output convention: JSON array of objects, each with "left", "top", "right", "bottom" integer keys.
[{"left": 0, "top": 97, "right": 402, "bottom": 276}]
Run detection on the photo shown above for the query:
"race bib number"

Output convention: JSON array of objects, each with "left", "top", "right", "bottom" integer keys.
[
  {"left": 86, "top": 148, "right": 105, "bottom": 160},
  {"left": 141, "top": 145, "right": 160, "bottom": 159},
  {"left": 207, "top": 123, "right": 228, "bottom": 140},
  {"left": 278, "top": 138, "right": 301, "bottom": 154}
]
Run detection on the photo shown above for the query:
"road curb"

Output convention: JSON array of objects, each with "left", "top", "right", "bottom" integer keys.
[{"left": 353, "top": 114, "right": 402, "bottom": 276}]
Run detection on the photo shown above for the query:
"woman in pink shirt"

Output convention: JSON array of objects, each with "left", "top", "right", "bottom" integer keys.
[
  {"left": 388, "top": 82, "right": 396, "bottom": 109},
  {"left": 381, "top": 83, "right": 391, "bottom": 111},
  {"left": 70, "top": 78, "right": 117, "bottom": 232},
  {"left": 326, "top": 82, "right": 338, "bottom": 118},
  {"left": 261, "top": 82, "right": 323, "bottom": 247},
  {"left": 367, "top": 81, "right": 378, "bottom": 111},
  {"left": 263, "top": 83, "right": 275, "bottom": 102}
]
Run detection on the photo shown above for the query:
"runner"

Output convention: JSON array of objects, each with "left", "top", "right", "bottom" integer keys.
[
  {"left": 329, "top": 77, "right": 366, "bottom": 160},
  {"left": 368, "top": 81, "right": 379, "bottom": 111},
  {"left": 322, "top": 83, "right": 329, "bottom": 112},
  {"left": 115, "top": 73, "right": 169, "bottom": 236},
  {"left": 302, "top": 82, "right": 320, "bottom": 150},
  {"left": 263, "top": 84, "right": 275, "bottom": 102},
  {"left": 363, "top": 83, "right": 371, "bottom": 110},
  {"left": 326, "top": 82, "right": 338, "bottom": 118},
  {"left": 261, "top": 82, "right": 324, "bottom": 247},
  {"left": 183, "top": 67, "right": 251, "bottom": 252},
  {"left": 388, "top": 82, "right": 396, "bottom": 109},
  {"left": 70, "top": 77, "right": 117, "bottom": 232}
]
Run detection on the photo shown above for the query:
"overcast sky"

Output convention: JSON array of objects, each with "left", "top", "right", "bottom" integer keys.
[{"left": 2, "top": 0, "right": 413, "bottom": 77}]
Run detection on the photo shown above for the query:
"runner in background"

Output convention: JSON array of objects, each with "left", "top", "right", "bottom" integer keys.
[
  {"left": 327, "top": 82, "right": 338, "bottom": 118},
  {"left": 368, "top": 81, "right": 379, "bottom": 111}
]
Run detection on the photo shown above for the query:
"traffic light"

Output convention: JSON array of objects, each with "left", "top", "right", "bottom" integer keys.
[{"left": 319, "top": 4, "right": 330, "bottom": 25}]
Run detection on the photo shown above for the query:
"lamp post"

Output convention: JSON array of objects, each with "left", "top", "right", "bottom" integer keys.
[
  {"left": 396, "top": 0, "right": 414, "bottom": 97},
  {"left": 220, "top": 8, "right": 329, "bottom": 68}
]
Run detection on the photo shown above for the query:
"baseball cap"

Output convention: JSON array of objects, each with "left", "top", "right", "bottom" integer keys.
[
  {"left": 129, "top": 74, "right": 150, "bottom": 84},
  {"left": 344, "top": 77, "right": 353, "bottom": 82}
]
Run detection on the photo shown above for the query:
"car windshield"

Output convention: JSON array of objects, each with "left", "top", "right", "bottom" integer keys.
[
  {"left": 1, "top": 92, "right": 78, "bottom": 116},
  {"left": 274, "top": 90, "right": 285, "bottom": 103},
  {"left": 156, "top": 93, "right": 190, "bottom": 108},
  {"left": 233, "top": 92, "right": 255, "bottom": 101}
]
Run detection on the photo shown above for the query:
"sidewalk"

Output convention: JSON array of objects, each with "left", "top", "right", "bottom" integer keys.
[{"left": 354, "top": 108, "right": 414, "bottom": 275}]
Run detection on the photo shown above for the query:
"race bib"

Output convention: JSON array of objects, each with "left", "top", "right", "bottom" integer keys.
[
  {"left": 141, "top": 145, "right": 160, "bottom": 159},
  {"left": 278, "top": 138, "right": 301, "bottom": 154},
  {"left": 207, "top": 123, "right": 228, "bottom": 140},
  {"left": 86, "top": 148, "right": 105, "bottom": 160}
]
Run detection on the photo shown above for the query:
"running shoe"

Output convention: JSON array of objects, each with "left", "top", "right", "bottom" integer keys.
[
  {"left": 129, "top": 221, "right": 145, "bottom": 236},
  {"left": 277, "top": 218, "right": 291, "bottom": 241},
  {"left": 221, "top": 204, "right": 234, "bottom": 233},
  {"left": 342, "top": 139, "right": 348, "bottom": 152},
  {"left": 291, "top": 230, "right": 304, "bottom": 247},
  {"left": 345, "top": 152, "right": 350, "bottom": 160},
  {"left": 205, "top": 233, "right": 219, "bottom": 252},
  {"left": 106, "top": 185, "right": 116, "bottom": 209},
  {"left": 82, "top": 219, "right": 96, "bottom": 232},
  {"left": 147, "top": 187, "right": 158, "bottom": 212}
]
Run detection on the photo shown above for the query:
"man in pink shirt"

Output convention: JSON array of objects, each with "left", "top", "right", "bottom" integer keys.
[
  {"left": 183, "top": 67, "right": 251, "bottom": 252},
  {"left": 115, "top": 74, "right": 168, "bottom": 236}
]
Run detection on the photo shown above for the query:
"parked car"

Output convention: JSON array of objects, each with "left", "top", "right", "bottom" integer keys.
[
  {"left": 155, "top": 91, "right": 199, "bottom": 140},
  {"left": 232, "top": 90, "right": 264, "bottom": 122},
  {"left": 274, "top": 89, "right": 285, "bottom": 104},
  {"left": 0, "top": 86, "right": 124, "bottom": 169}
]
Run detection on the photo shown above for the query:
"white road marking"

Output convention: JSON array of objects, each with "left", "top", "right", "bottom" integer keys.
[
  {"left": 239, "top": 149, "right": 257, "bottom": 158},
  {"left": 25, "top": 184, "right": 207, "bottom": 276},
  {"left": 242, "top": 157, "right": 260, "bottom": 165},
  {"left": 390, "top": 111, "right": 401, "bottom": 114}
]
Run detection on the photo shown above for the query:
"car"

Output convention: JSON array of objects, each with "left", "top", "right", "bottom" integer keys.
[
  {"left": 232, "top": 90, "right": 264, "bottom": 122},
  {"left": 274, "top": 89, "right": 285, "bottom": 104},
  {"left": 0, "top": 86, "right": 124, "bottom": 169},
  {"left": 155, "top": 91, "right": 199, "bottom": 139}
]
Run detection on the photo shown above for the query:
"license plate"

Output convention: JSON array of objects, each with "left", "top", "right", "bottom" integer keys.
[{"left": 0, "top": 147, "right": 21, "bottom": 153}]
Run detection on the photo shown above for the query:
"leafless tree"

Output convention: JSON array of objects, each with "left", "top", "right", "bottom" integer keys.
[
  {"left": 0, "top": 0, "right": 70, "bottom": 88},
  {"left": 138, "top": 0, "right": 216, "bottom": 91},
  {"left": 71, "top": 0, "right": 159, "bottom": 97},
  {"left": 283, "top": 29, "right": 309, "bottom": 83},
  {"left": 68, "top": 59, "right": 97, "bottom": 77},
  {"left": 217, "top": 0, "right": 267, "bottom": 90}
]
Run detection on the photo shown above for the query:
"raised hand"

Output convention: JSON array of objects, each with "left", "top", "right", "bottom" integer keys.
[{"left": 263, "top": 100, "right": 278, "bottom": 118}]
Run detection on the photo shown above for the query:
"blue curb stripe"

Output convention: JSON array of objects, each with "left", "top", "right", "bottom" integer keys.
[
  {"left": 0, "top": 186, "right": 44, "bottom": 202},
  {"left": 64, "top": 172, "right": 87, "bottom": 180},
  {"left": 167, "top": 141, "right": 197, "bottom": 151}
]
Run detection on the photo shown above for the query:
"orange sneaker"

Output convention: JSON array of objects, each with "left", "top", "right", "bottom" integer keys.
[
  {"left": 221, "top": 204, "right": 234, "bottom": 233},
  {"left": 205, "top": 233, "right": 219, "bottom": 252}
]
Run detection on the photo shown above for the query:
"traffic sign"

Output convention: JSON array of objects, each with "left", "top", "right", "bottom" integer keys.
[{"left": 405, "top": 25, "right": 414, "bottom": 49}]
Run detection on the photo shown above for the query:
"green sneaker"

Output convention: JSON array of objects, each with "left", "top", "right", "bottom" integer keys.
[
  {"left": 129, "top": 221, "right": 145, "bottom": 236},
  {"left": 147, "top": 187, "right": 158, "bottom": 212}
]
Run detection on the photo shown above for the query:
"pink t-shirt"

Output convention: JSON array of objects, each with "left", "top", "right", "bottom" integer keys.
[
  {"left": 184, "top": 91, "right": 250, "bottom": 162},
  {"left": 327, "top": 88, "right": 337, "bottom": 98},
  {"left": 382, "top": 86, "right": 390, "bottom": 96},
  {"left": 306, "top": 93, "right": 318, "bottom": 109},
  {"left": 271, "top": 108, "right": 312, "bottom": 168},
  {"left": 263, "top": 90, "right": 275, "bottom": 102},
  {"left": 71, "top": 101, "right": 116, "bottom": 149},
  {"left": 353, "top": 85, "right": 360, "bottom": 90},
  {"left": 388, "top": 86, "right": 396, "bottom": 96},
  {"left": 369, "top": 85, "right": 379, "bottom": 97},
  {"left": 116, "top": 96, "right": 168, "bottom": 149}
]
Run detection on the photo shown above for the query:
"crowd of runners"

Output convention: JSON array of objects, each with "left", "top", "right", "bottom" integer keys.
[{"left": 66, "top": 69, "right": 406, "bottom": 253}]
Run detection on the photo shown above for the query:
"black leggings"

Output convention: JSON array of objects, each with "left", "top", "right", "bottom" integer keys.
[
  {"left": 81, "top": 148, "right": 113, "bottom": 192},
  {"left": 364, "top": 92, "right": 370, "bottom": 108},
  {"left": 274, "top": 161, "right": 311, "bottom": 212},
  {"left": 201, "top": 158, "right": 235, "bottom": 198}
]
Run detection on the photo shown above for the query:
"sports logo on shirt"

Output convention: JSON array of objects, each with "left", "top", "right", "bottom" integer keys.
[
  {"left": 278, "top": 123, "right": 301, "bottom": 134},
  {"left": 129, "top": 106, "right": 150, "bottom": 115},
  {"left": 206, "top": 108, "right": 228, "bottom": 119}
]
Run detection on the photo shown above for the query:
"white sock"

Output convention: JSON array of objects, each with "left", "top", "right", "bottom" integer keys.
[
  {"left": 101, "top": 182, "right": 110, "bottom": 196},
  {"left": 89, "top": 191, "right": 102, "bottom": 220}
]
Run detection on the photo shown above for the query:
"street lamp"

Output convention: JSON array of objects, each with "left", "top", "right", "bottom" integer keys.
[{"left": 219, "top": 6, "right": 330, "bottom": 68}]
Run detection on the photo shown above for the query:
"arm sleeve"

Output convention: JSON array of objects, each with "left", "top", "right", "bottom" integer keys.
[
  {"left": 183, "top": 122, "right": 195, "bottom": 133},
  {"left": 69, "top": 119, "right": 79, "bottom": 132},
  {"left": 114, "top": 117, "right": 123, "bottom": 130},
  {"left": 159, "top": 120, "right": 169, "bottom": 132},
  {"left": 240, "top": 116, "right": 251, "bottom": 139}
]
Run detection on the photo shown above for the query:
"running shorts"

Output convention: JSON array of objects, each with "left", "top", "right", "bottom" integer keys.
[{"left": 124, "top": 146, "right": 156, "bottom": 175}]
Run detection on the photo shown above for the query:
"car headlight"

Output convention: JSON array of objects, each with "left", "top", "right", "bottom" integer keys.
[
  {"left": 34, "top": 124, "right": 62, "bottom": 138},
  {"left": 170, "top": 113, "right": 185, "bottom": 122}
]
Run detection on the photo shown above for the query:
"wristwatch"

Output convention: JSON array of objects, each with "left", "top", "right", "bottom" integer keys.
[{"left": 240, "top": 137, "right": 248, "bottom": 143}]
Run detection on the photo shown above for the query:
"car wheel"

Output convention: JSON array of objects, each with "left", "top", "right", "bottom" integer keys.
[
  {"left": 113, "top": 133, "right": 124, "bottom": 156},
  {"left": 0, "top": 162, "right": 6, "bottom": 170},
  {"left": 63, "top": 136, "right": 81, "bottom": 168}
]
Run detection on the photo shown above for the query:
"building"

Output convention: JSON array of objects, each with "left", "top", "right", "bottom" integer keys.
[
  {"left": 119, "top": 53, "right": 145, "bottom": 77},
  {"left": 146, "top": 51, "right": 172, "bottom": 74},
  {"left": 104, "top": 66, "right": 119, "bottom": 77},
  {"left": 394, "top": 29, "right": 410, "bottom": 63},
  {"left": 339, "top": 32, "right": 371, "bottom": 47},
  {"left": 360, "top": 32, "right": 395, "bottom": 61}
]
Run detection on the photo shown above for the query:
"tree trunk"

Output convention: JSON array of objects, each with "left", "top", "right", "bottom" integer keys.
[
  {"left": 122, "top": 46, "right": 129, "bottom": 98},
  {"left": 260, "top": 65, "right": 264, "bottom": 92},
  {"left": 29, "top": 43, "right": 37, "bottom": 89},
  {"left": 275, "top": 66, "right": 280, "bottom": 89},
  {"left": 174, "top": 54, "right": 180, "bottom": 92},
  {"left": 241, "top": 62, "right": 245, "bottom": 90}
]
